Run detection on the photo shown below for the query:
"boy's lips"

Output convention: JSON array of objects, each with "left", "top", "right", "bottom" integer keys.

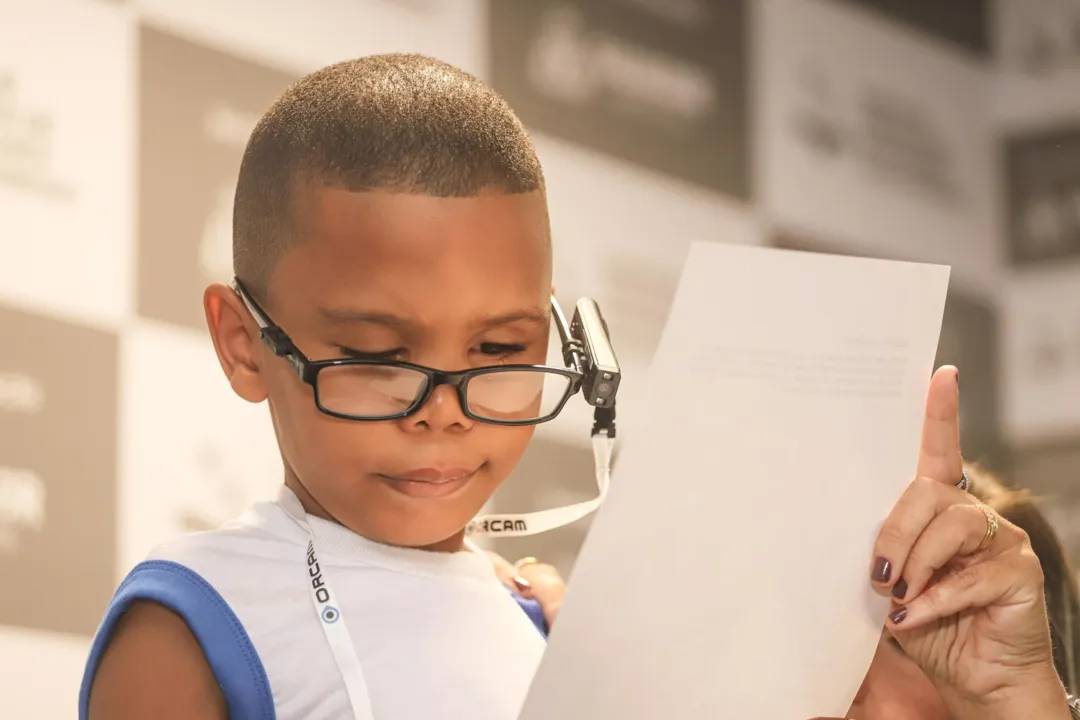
[
  {"left": 389, "top": 467, "right": 476, "bottom": 483},
  {"left": 376, "top": 465, "right": 482, "bottom": 499}
]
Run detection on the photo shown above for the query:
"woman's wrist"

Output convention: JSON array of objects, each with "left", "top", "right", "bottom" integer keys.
[{"left": 951, "top": 667, "right": 1071, "bottom": 720}]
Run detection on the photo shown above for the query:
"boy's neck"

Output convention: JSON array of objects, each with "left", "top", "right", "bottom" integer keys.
[{"left": 283, "top": 474, "right": 467, "bottom": 554}]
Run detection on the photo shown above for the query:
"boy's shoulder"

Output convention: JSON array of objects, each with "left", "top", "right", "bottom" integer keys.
[
  {"left": 137, "top": 492, "right": 310, "bottom": 610},
  {"left": 148, "top": 494, "right": 303, "bottom": 569},
  {"left": 81, "top": 496, "right": 302, "bottom": 720}
]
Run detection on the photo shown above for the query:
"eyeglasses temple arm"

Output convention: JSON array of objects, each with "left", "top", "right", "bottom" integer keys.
[
  {"left": 551, "top": 295, "right": 586, "bottom": 375},
  {"left": 232, "top": 278, "right": 272, "bottom": 330}
]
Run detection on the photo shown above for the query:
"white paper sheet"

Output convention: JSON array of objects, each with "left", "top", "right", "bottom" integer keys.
[{"left": 518, "top": 243, "right": 950, "bottom": 720}]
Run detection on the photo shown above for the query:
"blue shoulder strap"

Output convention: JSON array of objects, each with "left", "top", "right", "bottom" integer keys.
[
  {"left": 79, "top": 560, "right": 275, "bottom": 720},
  {"left": 80, "top": 559, "right": 544, "bottom": 719}
]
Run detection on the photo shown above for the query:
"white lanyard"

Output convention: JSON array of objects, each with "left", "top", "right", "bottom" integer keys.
[
  {"left": 466, "top": 433, "right": 614, "bottom": 537},
  {"left": 301, "top": 533, "right": 376, "bottom": 720},
  {"left": 291, "top": 432, "right": 614, "bottom": 719}
]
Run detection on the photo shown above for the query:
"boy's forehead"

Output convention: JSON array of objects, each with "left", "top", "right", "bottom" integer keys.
[
  {"left": 307, "top": 186, "right": 547, "bottom": 232},
  {"left": 270, "top": 187, "right": 551, "bottom": 314}
]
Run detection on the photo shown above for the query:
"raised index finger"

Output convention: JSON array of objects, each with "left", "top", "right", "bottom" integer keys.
[{"left": 916, "top": 365, "right": 962, "bottom": 484}]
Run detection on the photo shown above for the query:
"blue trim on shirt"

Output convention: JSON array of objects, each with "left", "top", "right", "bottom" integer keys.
[
  {"left": 511, "top": 592, "right": 549, "bottom": 638},
  {"left": 79, "top": 560, "right": 275, "bottom": 720}
]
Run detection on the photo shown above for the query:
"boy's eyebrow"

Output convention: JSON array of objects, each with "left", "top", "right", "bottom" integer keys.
[
  {"left": 317, "top": 306, "right": 419, "bottom": 330},
  {"left": 316, "top": 306, "right": 550, "bottom": 331},
  {"left": 474, "top": 309, "right": 550, "bottom": 331}
]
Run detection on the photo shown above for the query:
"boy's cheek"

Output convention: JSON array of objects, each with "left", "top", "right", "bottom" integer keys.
[
  {"left": 294, "top": 415, "right": 392, "bottom": 471},
  {"left": 477, "top": 424, "right": 537, "bottom": 472}
]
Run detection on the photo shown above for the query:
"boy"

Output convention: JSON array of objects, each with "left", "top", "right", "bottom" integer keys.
[
  {"left": 75, "top": 51, "right": 1080, "bottom": 720},
  {"left": 81, "top": 54, "right": 576, "bottom": 720}
]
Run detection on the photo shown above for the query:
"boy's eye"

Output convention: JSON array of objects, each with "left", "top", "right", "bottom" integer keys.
[
  {"left": 478, "top": 342, "right": 527, "bottom": 357},
  {"left": 336, "top": 346, "right": 406, "bottom": 362}
]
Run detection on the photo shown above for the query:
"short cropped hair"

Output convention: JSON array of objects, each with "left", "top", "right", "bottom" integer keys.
[{"left": 233, "top": 53, "right": 545, "bottom": 296}]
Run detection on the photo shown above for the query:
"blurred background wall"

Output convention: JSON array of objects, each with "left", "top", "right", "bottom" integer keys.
[{"left": 0, "top": 0, "right": 1078, "bottom": 716}]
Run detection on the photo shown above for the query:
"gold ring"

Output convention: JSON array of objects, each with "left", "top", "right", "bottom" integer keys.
[
  {"left": 975, "top": 503, "right": 999, "bottom": 552},
  {"left": 514, "top": 557, "right": 540, "bottom": 572}
]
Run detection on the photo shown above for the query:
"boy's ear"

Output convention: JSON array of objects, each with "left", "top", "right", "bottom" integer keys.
[{"left": 203, "top": 283, "right": 268, "bottom": 404}]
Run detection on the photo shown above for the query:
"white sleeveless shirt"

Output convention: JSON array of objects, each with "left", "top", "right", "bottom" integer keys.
[{"left": 105, "top": 487, "right": 547, "bottom": 719}]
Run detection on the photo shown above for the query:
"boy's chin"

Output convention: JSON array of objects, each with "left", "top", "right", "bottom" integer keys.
[
  {"left": 367, "top": 518, "right": 471, "bottom": 552},
  {"left": 355, "top": 494, "right": 483, "bottom": 552}
]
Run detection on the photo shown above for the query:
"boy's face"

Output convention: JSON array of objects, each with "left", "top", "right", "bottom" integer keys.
[{"left": 220, "top": 188, "right": 552, "bottom": 551}]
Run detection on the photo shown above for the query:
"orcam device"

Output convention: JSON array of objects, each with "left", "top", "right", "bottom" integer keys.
[{"left": 570, "top": 298, "right": 621, "bottom": 410}]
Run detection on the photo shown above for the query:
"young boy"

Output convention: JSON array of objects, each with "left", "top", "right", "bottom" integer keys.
[{"left": 80, "top": 54, "right": 578, "bottom": 720}]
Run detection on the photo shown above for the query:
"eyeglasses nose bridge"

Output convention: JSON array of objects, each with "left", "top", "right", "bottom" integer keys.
[{"left": 419, "top": 370, "right": 471, "bottom": 415}]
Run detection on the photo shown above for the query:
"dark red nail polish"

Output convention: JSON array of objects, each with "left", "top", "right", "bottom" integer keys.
[
  {"left": 872, "top": 557, "right": 892, "bottom": 583},
  {"left": 889, "top": 606, "right": 908, "bottom": 624},
  {"left": 892, "top": 578, "right": 908, "bottom": 600}
]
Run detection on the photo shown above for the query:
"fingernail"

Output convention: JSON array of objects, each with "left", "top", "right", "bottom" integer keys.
[
  {"left": 955, "top": 368, "right": 960, "bottom": 391},
  {"left": 512, "top": 576, "right": 532, "bottom": 594},
  {"left": 892, "top": 578, "right": 908, "bottom": 600},
  {"left": 889, "top": 606, "right": 908, "bottom": 625},
  {"left": 872, "top": 557, "right": 892, "bottom": 583}
]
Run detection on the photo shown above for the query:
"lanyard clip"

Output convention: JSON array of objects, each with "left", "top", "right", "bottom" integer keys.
[{"left": 591, "top": 404, "right": 616, "bottom": 438}]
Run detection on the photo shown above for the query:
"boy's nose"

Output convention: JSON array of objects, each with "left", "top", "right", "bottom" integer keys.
[{"left": 401, "top": 385, "right": 472, "bottom": 433}]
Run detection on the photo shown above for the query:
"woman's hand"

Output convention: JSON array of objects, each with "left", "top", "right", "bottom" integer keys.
[
  {"left": 486, "top": 551, "right": 566, "bottom": 628},
  {"left": 870, "top": 366, "right": 1069, "bottom": 719}
]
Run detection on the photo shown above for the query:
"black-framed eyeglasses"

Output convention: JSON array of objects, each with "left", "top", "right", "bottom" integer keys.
[{"left": 232, "top": 278, "right": 589, "bottom": 426}]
